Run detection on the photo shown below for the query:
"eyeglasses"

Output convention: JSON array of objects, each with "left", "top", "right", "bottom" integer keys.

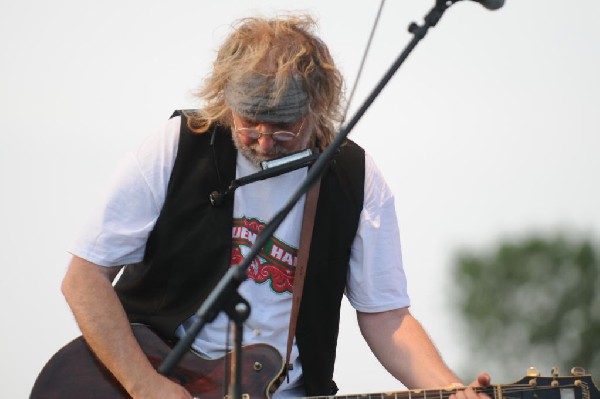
[{"left": 233, "top": 118, "right": 305, "bottom": 142}]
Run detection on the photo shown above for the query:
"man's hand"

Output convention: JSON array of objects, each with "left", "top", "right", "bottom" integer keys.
[
  {"left": 129, "top": 372, "right": 194, "bottom": 399},
  {"left": 472, "top": 372, "right": 491, "bottom": 388},
  {"left": 62, "top": 256, "right": 194, "bottom": 399},
  {"left": 449, "top": 372, "right": 492, "bottom": 399}
]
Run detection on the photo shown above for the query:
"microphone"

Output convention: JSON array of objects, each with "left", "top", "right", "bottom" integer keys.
[
  {"left": 439, "top": 0, "right": 504, "bottom": 11},
  {"left": 473, "top": 0, "right": 505, "bottom": 10}
]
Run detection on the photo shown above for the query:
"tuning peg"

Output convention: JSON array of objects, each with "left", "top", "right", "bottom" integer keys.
[
  {"left": 551, "top": 367, "right": 559, "bottom": 377},
  {"left": 526, "top": 367, "right": 541, "bottom": 377},
  {"left": 571, "top": 367, "right": 586, "bottom": 376}
]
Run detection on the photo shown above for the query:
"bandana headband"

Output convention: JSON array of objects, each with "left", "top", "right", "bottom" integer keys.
[{"left": 224, "top": 75, "right": 308, "bottom": 123}]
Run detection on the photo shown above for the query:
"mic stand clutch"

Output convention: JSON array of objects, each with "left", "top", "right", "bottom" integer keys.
[
  {"left": 224, "top": 294, "right": 251, "bottom": 399},
  {"left": 158, "top": 1, "right": 471, "bottom": 398}
]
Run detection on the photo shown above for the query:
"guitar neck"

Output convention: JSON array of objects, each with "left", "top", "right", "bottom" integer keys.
[
  {"left": 310, "top": 386, "right": 497, "bottom": 399},
  {"left": 307, "top": 376, "right": 599, "bottom": 399}
]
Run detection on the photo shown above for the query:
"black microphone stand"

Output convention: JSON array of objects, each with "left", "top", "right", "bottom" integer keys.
[{"left": 158, "top": 0, "right": 463, "bottom": 397}]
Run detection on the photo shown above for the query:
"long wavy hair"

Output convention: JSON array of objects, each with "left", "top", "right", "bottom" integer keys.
[{"left": 187, "top": 14, "right": 345, "bottom": 150}]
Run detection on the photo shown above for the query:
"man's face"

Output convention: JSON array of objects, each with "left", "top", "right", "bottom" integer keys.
[{"left": 230, "top": 112, "right": 311, "bottom": 165}]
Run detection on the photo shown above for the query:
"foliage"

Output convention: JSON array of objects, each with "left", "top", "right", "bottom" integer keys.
[{"left": 451, "top": 232, "right": 600, "bottom": 383}]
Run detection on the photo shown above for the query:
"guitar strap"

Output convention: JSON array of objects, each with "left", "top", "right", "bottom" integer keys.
[{"left": 284, "top": 176, "right": 321, "bottom": 380}]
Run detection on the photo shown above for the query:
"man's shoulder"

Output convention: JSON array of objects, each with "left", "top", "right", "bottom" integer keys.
[
  {"left": 170, "top": 110, "right": 231, "bottom": 144},
  {"left": 169, "top": 109, "right": 198, "bottom": 119},
  {"left": 335, "top": 139, "right": 365, "bottom": 165},
  {"left": 341, "top": 138, "right": 365, "bottom": 152}
]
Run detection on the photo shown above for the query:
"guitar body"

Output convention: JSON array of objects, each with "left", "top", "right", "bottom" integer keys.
[{"left": 30, "top": 324, "right": 284, "bottom": 399}]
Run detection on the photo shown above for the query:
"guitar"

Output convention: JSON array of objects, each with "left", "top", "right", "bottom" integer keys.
[{"left": 30, "top": 324, "right": 600, "bottom": 399}]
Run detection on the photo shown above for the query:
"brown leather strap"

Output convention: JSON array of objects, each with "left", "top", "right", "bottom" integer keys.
[{"left": 284, "top": 177, "right": 321, "bottom": 378}]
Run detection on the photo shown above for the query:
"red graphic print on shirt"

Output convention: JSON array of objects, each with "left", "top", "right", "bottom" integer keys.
[{"left": 231, "top": 217, "right": 297, "bottom": 294}]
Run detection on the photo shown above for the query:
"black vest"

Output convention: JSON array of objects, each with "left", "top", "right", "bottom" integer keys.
[{"left": 115, "top": 111, "right": 365, "bottom": 395}]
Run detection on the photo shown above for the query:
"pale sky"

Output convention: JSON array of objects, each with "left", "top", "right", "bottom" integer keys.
[{"left": 1, "top": 1, "right": 599, "bottom": 397}]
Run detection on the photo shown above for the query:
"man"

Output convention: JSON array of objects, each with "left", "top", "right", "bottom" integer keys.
[{"left": 62, "top": 14, "right": 489, "bottom": 399}]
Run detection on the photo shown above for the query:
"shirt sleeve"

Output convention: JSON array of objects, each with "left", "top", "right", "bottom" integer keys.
[
  {"left": 345, "top": 153, "right": 411, "bottom": 312},
  {"left": 67, "top": 116, "right": 181, "bottom": 266}
]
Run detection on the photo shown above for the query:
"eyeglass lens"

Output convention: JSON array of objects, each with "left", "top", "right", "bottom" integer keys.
[{"left": 238, "top": 129, "right": 296, "bottom": 141}]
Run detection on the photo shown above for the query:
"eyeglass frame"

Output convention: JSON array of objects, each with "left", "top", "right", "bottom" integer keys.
[{"left": 232, "top": 116, "right": 305, "bottom": 142}]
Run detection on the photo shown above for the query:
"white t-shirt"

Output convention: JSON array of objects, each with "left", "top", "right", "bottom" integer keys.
[{"left": 69, "top": 116, "right": 410, "bottom": 398}]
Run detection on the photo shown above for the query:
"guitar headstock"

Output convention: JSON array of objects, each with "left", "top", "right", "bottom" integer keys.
[{"left": 504, "top": 367, "right": 600, "bottom": 399}]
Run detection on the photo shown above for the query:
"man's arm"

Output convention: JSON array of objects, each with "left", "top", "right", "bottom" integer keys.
[
  {"left": 357, "top": 307, "right": 490, "bottom": 395},
  {"left": 61, "top": 255, "right": 192, "bottom": 399}
]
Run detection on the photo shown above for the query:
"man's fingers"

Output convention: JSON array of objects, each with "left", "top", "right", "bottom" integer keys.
[{"left": 476, "top": 372, "right": 491, "bottom": 387}]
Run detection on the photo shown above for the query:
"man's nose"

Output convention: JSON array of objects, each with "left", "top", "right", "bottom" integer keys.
[
  {"left": 255, "top": 125, "right": 276, "bottom": 152},
  {"left": 257, "top": 133, "right": 276, "bottom": 152}
]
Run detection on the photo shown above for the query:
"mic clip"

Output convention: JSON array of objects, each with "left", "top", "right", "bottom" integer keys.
[{"left": 209, "top": 190, "right": 223, "bottom": 206}]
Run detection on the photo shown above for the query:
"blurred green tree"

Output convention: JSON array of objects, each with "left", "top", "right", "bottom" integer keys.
[{"left": 451, "top": 232, "right": 600, "bottom": 383}]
